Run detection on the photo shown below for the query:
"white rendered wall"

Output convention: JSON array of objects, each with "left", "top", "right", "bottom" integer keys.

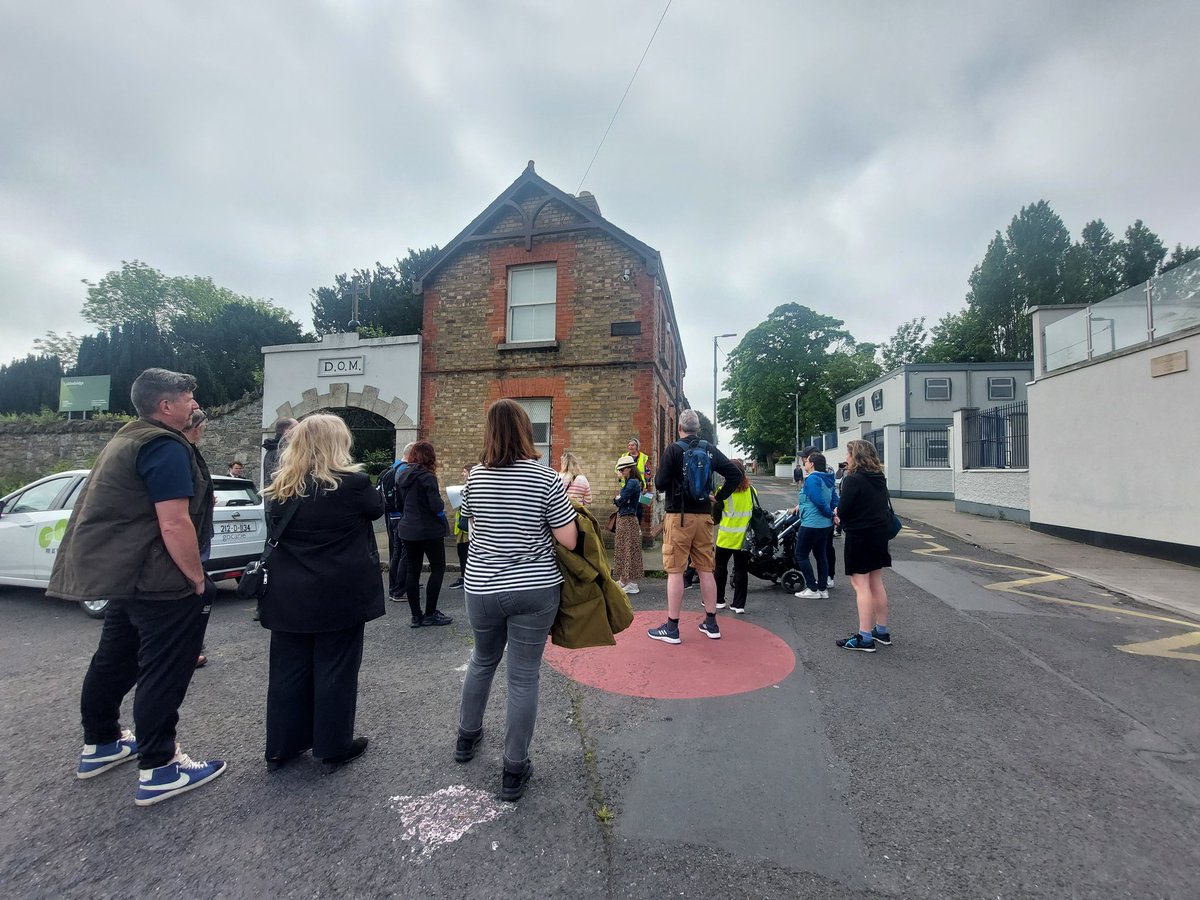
[
  {"left": 1028, "top": 329, "right": 1200, "bottom": 546},
  {"left": 261, "top": 333, "right": 421, "bottom": 445}
]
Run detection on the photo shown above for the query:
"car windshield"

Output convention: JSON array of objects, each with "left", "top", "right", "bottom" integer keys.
[{"left": 212, "top": 478, "right": 261, "bottom": 507}]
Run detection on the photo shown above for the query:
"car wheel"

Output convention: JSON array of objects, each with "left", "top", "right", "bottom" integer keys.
[
  {"left": 81, "top": 598, "right": 110, "bottom": 619},
  {"left": 780, "top": 570, "right": 804, "bottom": 593}
]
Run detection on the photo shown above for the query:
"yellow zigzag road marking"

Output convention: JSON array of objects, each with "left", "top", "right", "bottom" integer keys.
[
  {"left": 908, "top": 540, "right": 1200, "bottom": 657},
  {"left": 1115, "top": 632, "right": 1200, "bottom": 662}
]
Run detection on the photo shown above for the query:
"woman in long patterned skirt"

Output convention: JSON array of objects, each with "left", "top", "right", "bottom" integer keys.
[{"left": 613, "top": 455, "right": 645, "bottom": 594}]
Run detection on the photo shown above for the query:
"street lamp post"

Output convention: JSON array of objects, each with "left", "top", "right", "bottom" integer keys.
[{"left": 713, "top": 333, "right": 737, "bottom": 451}]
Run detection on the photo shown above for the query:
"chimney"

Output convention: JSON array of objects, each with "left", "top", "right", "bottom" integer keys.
[{"left": 575, "top": 190, "right": 601, "bottom": 216}]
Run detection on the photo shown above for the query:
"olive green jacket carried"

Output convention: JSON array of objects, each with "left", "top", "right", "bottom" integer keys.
[
  {"left": 552, "top": 501, "right": 634, "bottom": 649},
  {"left": 47, "top": 418, "right": 212, "bottom": 602}
]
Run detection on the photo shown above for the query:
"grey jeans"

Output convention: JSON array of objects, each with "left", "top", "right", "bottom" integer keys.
[{"left": 457, "top": 585, "right": 561, "bottom": 770}]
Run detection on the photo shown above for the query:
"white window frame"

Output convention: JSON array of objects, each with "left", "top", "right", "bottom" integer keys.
[
  {"left": 855, "top": 397, "right": 865, "bottom": 417},
  {"left": 987, "top": 376, "right": 1016, "bottom": 402},
  {"left": 515, "top": 398, "right": 552, "bottom": 465},
  {"left": 507, "top": 264, "right": 557, "bottom": 342},
  {"left": 871, "top": 389, "right": 884, "bottom": 411},
  {"left": 925, "top": 377, "right": 951, "bottom": 401}
]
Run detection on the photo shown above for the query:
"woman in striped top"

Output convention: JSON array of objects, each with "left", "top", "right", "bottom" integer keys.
[
  {"left": 558, "top": 450, "right": 593, "bottom": 505},
  {"left": 455, "top": 399, "right": 578, "bottom": 802}
]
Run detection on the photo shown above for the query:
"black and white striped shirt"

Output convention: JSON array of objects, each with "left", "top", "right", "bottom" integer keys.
[{"left": 459, "top": 460, "right": 577, "bottom": 594}]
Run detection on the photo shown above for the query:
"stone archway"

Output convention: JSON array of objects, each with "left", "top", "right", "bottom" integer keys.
[{"left": 271, "top": 382, "right": 418, "bottom": 454}]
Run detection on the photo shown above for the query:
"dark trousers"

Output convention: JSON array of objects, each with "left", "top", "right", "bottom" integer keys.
[
  {"left": 794, "top": 525, "right": 833, "bottom": 591},
  {"left": 825, "top": 529, "right": 837, "bottom": 578},
  {"left": 456, "top": 541, "right": 469, "bottom": 574},
  {"left": 80, "top": 583, "right": 214, "bottom": 769},
  {"left": 714, "top": 546, "right": 749, "bottom": 609},
  {"left": 404, "top": 538, "right": 446, "bottom": 618},
  {"left": 265, "top": 624, "right": 365, "bottom": 760},
  {"left": 387, "top": 519, "right": 409, "bottom": 597}
]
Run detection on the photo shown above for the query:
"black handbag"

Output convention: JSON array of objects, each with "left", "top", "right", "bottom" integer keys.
[{"left": 236, "top": 500, "right": 299, "bottom": 599}]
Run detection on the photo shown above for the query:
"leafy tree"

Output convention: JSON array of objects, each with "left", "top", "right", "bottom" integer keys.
[
  {"left": 921, "top": 309, "right": 998, "bottom": 364},
  {"left": 1062, "top": 219, "right": 1122, "bottom": 305},
  {"left": 1117, "top": 220, "right": 1166, "bottom": 287},
  {"left": 716, "top": 304, "right": 866, "bottom": 463},
  {"left": 172, "top": 303, "right": 309, "bottom": 406},
  {"left": 32, "top": 331, "right": 82, "bottom": 371},
  {"left": 0, "top": 354, "right": 64, "bottom": 413},
  {"left": 1160, "top": 244, "right": 1200, "bottom": 274},
  {"left": 81, "top": 260, "right": 186, "bottom": 329},
  {"left": 311, "top": 247, "right": 440, "bottom": 336},
  {"left": 879, "top": 318, "right": 929, "bottom": 370},
  {"left": 695, "top": 410, "right": 715, "bottom": 444}
]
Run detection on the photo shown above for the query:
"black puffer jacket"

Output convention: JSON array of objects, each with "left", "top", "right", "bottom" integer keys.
[{"left": 394, "top": 465, "right": 448, "bottom": 540}]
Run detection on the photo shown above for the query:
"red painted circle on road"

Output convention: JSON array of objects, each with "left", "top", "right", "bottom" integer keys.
[{"left": 544, "top": 610, "right": 796, "bottom": 699}]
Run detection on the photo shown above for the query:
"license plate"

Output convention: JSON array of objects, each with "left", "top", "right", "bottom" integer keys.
[{"left": 216, "top": 522, "right": 256, "bottom": 535}]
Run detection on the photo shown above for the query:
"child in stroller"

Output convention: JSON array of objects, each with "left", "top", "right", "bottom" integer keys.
[{"left": 744, "top": 508, "right": 807, "bottom": 592}]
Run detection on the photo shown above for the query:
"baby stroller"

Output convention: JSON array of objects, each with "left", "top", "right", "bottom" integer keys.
[{"left": 745, "top": 508, "right": 806, "bottom": 592}]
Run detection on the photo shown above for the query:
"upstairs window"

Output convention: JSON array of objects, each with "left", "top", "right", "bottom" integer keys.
[
  {"left": 841, "top": 403, "right": 850, "bottom": 422},
  {"left": 925, "top": 377, "right": 951, "bottom": 401},
  {"left": 987, "top": 376, "right": 1016, "bottom": 402},
  {"left": 871, "top": 389, "right": 884, "bottom": 411},
  {"left": 854, "top": 397, "right": 865, "bottom": 417},
  {"left": 508, "top": 264, "right": 557, "bottom": 342}
]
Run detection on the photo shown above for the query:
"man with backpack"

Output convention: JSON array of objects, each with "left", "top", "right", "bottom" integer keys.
[
  {"left": 647, "top": 409, "right": 742, "bottom": 644},
  {"left": 380, "top": 442, "right": 416, "bottom": 601}
]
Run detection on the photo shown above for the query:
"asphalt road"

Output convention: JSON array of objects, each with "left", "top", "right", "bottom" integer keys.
[{"left": 3, "top": 483, "right": 1200, "bottom": 898}]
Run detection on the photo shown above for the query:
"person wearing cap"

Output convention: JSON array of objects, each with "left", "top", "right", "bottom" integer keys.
[
  {"left": 616, "top": 438, "right": 650, "bottom": 489},
  {"left": 612, "top": 455, "right": 645, "bottom": 594}
]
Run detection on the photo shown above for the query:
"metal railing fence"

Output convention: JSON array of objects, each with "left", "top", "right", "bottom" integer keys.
[{"left": 962, "top": 401, "right": 1028, "bottom": 469}]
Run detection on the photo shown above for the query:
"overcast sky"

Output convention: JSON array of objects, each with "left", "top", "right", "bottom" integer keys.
[{"left": 2, "top": 0, "right": 1197, "bottom": 433}]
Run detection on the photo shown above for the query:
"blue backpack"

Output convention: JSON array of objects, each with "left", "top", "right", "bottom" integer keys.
[{"left": 676, "top": 439, "right": 713, "bottom": 503}]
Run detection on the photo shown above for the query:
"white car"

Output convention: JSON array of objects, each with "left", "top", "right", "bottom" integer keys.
[{"left": 0, "top": 469, "right": 266, "bottom": 618}]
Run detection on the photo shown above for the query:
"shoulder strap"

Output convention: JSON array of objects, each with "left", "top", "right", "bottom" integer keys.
[{"left": 261, "top": 500, "right": 301, "bottom": 564}]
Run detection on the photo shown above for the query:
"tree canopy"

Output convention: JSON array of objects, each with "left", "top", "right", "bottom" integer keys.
[
  {"left": 716, "top": 304, "right": 879, "bottom": 463},
  {"left": 311, "top": 247, "right": 440, "bottom": 337}
]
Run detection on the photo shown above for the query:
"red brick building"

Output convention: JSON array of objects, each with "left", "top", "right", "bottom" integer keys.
[{"left": 414, "top": 162, "right": 687, "bottom": 497}]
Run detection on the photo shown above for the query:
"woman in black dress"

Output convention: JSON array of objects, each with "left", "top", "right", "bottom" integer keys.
[
  {"left": 259, "top": 414, "right": 385, "bottom": 769},
  {"left": 832, "top": 440, "right": 892, "bottom": 653},
  {"left": 396, "top": 440, "right": 451, "bottom": 627}
]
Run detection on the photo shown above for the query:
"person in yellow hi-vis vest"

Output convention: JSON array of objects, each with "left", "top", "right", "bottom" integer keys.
[
  {"left": 713, "top": 459, "right": 754, "bottom": 614},
  {"left": 616, "top": 438, "right": 652, "bottom": 524}
]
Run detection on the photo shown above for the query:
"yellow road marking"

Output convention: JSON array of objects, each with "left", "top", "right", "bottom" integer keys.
[
  {"left": 1116, "top": 632, "right": 1200, "bottom": 662},
  {"left": 907, "top": 542, "right": 1200, "bottom": 633}
]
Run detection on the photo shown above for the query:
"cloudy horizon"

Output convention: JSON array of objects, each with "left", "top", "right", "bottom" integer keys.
[{"left": 3, "top": 0, "right": 1197, "bottom": 427}]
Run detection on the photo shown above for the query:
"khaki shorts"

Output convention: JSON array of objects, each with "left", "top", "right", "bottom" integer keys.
[{"left": 662, "top": 513, "right": 716, "bottom": 573}]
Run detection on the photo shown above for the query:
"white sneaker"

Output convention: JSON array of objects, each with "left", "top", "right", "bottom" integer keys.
[
  {"left": 827, "top": 578, "right": 835, "bottom": 589},
  {"left": 624, "top": 583, "right": 640, "bottom": 594},
  {"left": 794, "top": 588, "right": 827, "bottom": 599},
  {"left": 715, "top": 600, "right": 727, "bottom": 609}
]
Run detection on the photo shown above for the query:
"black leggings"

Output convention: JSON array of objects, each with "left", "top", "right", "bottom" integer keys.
[{"left": 404, "top": 538, "right": 445, "bottom": 618}]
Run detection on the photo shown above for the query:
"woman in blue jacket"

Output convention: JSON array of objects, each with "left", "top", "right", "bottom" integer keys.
[{"left": 792, "top": 451, "right": 837, "bottom": 599}]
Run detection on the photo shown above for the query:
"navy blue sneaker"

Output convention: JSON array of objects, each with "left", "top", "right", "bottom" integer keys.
[
  {"left": 870, "top": 627, "right": 892, "bottom": 646},
  {"left": 697, "top": 619, "right": 721, "bottom": 640},
  {"left": 836, "top": 633, "right": 876, "bottom": 653},
  {"left": 78, "top": 729, "right": 137, "bottom": 779},
  {"left": 135, "top": 751, "right": 226, "bottom": 806},
  {"left": 647, "top": 622, "right": 681, "bottom": 644}
]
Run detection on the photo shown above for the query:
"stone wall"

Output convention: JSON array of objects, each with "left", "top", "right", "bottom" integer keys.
[{"left": 0, "top": 394, "right": 265, "bottom": 488}]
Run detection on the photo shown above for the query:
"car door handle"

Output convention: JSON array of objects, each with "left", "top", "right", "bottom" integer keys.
[{"left": 18, "top": 521, "right": 37, "bottom": 528}]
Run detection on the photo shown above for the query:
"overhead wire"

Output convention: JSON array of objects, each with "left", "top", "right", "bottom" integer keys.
[{"left": 576, "top": 0, "right": 674, "bottom": 194}]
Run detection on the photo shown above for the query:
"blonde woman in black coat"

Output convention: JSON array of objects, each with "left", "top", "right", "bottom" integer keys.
[{"left": 259, "top": 414, "right": 385, "bottom": 770}]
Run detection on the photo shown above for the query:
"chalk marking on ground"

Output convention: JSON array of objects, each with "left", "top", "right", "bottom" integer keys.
[{"left": 389, "top": 785, "right": 511, "bottom": 858}]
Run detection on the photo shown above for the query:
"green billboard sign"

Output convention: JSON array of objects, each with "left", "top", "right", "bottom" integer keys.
[{"left": 59, "top": 376, "right": 111, "bottom": 412}]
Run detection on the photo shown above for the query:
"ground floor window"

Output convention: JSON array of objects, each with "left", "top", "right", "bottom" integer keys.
[{"left": 515, "top": 398, "right": 552, "bottom": 465}]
